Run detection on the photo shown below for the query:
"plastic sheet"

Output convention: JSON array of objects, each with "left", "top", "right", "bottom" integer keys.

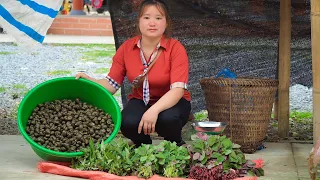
[{"left": 38, "top": 161, "right": 259, "bottom": 180}]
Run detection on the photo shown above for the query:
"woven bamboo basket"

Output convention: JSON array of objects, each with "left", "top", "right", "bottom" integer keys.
[{"left": 200, "top": 77, "right": 278, "bottom": 153}]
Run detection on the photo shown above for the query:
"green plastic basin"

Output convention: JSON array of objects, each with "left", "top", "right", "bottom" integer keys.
[{"left": 17, "top": 77, "right": 122, "bottom": 162}]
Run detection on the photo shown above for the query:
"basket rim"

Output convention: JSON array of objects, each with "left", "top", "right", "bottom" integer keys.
[{"left": 200, "top": 77, "right": 278, "bottom": 87}]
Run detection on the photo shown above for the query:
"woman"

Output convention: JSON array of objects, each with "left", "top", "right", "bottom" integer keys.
[{"left": 76, "top": 0, "right": 191, "bottom": 147}]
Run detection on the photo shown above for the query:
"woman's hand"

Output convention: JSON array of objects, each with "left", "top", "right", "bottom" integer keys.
[
  {"left": 75, "top": 72, "right": 117, "bottom": 94},
  {"left": 138, "top": 108, "right": 159, "bottom": 135},
  {"left": 75, "top": 72, "right": 92, "bottom": 80}
]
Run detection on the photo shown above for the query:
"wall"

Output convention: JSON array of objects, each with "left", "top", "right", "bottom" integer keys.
[{"left": 47, "top": 15, "right": 113, "bottom": 36}]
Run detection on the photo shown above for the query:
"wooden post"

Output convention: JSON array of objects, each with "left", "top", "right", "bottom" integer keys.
[
  {"left": 274, "top": 99, "right": 278, "bottom": 120},
  {"left": 311, "top": 0, "right": 320, "bottom": 144},
  {"left": 278, "top": 0, "right": 291, "bottom": 138}
]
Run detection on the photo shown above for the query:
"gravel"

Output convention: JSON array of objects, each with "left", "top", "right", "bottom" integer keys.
[
  {"left": 290, "top": 84, "right": 312, "bottom": 112},
  {"left": 0, "top": 43, "right": 121, "bottom": 134},
  {"left": 0, "top": 43, "right": 314, "bottom": 135}
]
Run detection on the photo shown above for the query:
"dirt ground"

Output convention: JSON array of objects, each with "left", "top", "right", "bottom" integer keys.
[{"left": 0, "top": 108, "right": 19, "bottom": 135}]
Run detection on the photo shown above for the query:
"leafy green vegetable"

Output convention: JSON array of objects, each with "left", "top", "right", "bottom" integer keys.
[
  {"left": 72, "top": 138, "right": 134, "bottom": 176},
  {"left": 188, "top": 133, "right": 264, "bottom": 177},
  {"left": 71, "top": 134, "right": 264, "bottom": 179},
  {"left": 71, "top": 139, "right": 190, "bottom": 178},
  {"left": 132, "top": 141, "right": 190, "bottom": 178}
]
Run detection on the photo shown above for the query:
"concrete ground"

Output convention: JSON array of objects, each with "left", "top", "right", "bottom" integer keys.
[
  {"left": 0, "top": 34, "right": 115, "bottom": 44},
  {"left": 0, "top": 34, "right": 313, "bottom": 179},
  {"left": 0, "top": 135, "right": 313, "bottom": 180}
]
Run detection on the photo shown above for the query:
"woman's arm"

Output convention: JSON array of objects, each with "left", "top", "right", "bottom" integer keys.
[
  {"left": 76, "top": 42, "right": 126, "bottom": 95},
  {"left": 76, "top": 73, "right": 117, "bottom": 95},
  {"left": 148, "top": 88, "right": 184, "bottom": 113},
  {"left": 138, "top": 88, "right": 184, "bottom": 135},
  {"left": 95, "top": 79, "right": 117, "bottom": 94}
]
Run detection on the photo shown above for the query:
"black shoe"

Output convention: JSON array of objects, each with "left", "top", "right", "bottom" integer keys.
[
  {"left": 132, "top": 139, "right": 152, "bottom": 148},
  {"left": 176, "top": 140, "right": 186, "bottom": 146}
]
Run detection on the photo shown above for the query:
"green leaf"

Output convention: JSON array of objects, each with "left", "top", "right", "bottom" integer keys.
[
  {"left": 224, "top": 149, "right": 232, "bottom": 155},
  {"left": 140, "top": 156, "right": 148, "bottom": 162},
  {"left": 201, "top": 156, "right": 208, "bottom": 164},
  {"left": 176, "top": 155, "right": 186, "bottom": 160},
  {"left": 230, "top": 151, "right": 237, "bottom": 157},
  {"left": 237, "top": 153, "right": 245, "bottom": 164},
  {"left": 207, "top": 136, "right": 217, "bottom": 146},
  {"left": 193, "top": 140, "right": 205, "bottom": 151},
  {"left": 212, "top": 152, "right": 221, "bottom": 159},
  {"left": 178, "top": 146, "right": 188, "bottom": 152},
  {"left": 136, "top": 146, "right": 146, "bottom": 155},
  {"left": 247, "top": 169, "right": 255, "bottom": 176},
  {"left": 212, "top": 143, "right": 220, "bottom": 151},
  {"left": 155, "top": 153, "right": 166, "bottom": 159},
  {"left": 256, "top": 168, "right": 265, "bottom": 177},
  {"left": 222, "top": 138, "right": 233, "bottom": 149},
  {"left": 232, "top": 163, "right": 242, "bottom": 169},
  {"left": 220, "top": 135, "right": 227, "bottom": 141},
  {"left": 158, "top": 158, "right": 165, "bottom": 165},
  {"left": 229, "top": 151, "right": 238, "bottom": 163},
  {"left": 149, "top": 154, "right": 156, "bottom": 161},
  {"left": 223, "top": 160, "right": 231, "bottom": 171},
  {"left": 217, "top": 155, "right": 225, "bottom": 163}
]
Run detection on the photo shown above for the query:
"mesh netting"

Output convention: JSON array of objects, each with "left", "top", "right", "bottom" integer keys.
[{"left": 108, "top": 0, "right": 311, "bottom": 113}]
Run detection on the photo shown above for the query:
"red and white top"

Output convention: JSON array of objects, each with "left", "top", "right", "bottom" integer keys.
[{"left": 106, "top": 35, "right": 191, "bottom": 105}]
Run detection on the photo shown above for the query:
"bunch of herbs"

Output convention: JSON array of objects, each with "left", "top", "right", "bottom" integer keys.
[
  {"left": 187, "top": 133, "right": 264, "bottom": 179},
  {"left": 71, "top": 138, "right": 190, "bottom": 178},
  {"left": 72, "top": 138, "right": 134, "bottom": 176},
  {"left": 131, "top": 140, "right": 190, "bottom": 178}
]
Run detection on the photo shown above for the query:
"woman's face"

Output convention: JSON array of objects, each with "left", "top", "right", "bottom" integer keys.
[{"left": 139, "top": 5, "right": 167, "bottom": 39}]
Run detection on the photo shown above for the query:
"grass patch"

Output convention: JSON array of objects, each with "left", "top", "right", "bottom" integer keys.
[
  {"left": 290, "top": 111, "right": 313, "bottom": 119},
  {"left": 95, "top": 68, "right": 110, "bottom": 74},
  {"left": 11, "top": 90, "right": 29, "bottom": 99},
  {"left": 0, "top": 87, "right": 6, "bottom": 93},
  {"left": 83, "top": 50, "right": 115, "bottom": 58},
  {"left": 290, "top": 111, "right": 313, "bottom": 124},
  {"left": 0, "top": 51, "right": 14, "bottom": 55},
  {"left": 82, "top": 50, "right": 115, "bottom": 62},
  {"left": 21, "top": 89, "right": 30, "bottom": 96},
  {"left": 11, "top": 83, "right": 29, "bottom": 99},
  {"left": 6, "top": 84, "right": 29, "bottom": 99},
  {"left": 194, "top": 110, "right": 208, "bottom": 121},
  {"left": 13, "top": 84, "right": 26, "bottom": 89},
  {"left": 271, "top": 111, "right": 312, "bottom": 124},
  {"left": 51, "top": 43, "right": 115, "bottom": 49},
  {"left": 271, "top": 121, "right": 278, "bottom": 127},
  {"left": 194, "top": 111, "right": 312, "bottom": 122},
  {"left": 47, "top": 70, "right": 72, "bottom": 76}
]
